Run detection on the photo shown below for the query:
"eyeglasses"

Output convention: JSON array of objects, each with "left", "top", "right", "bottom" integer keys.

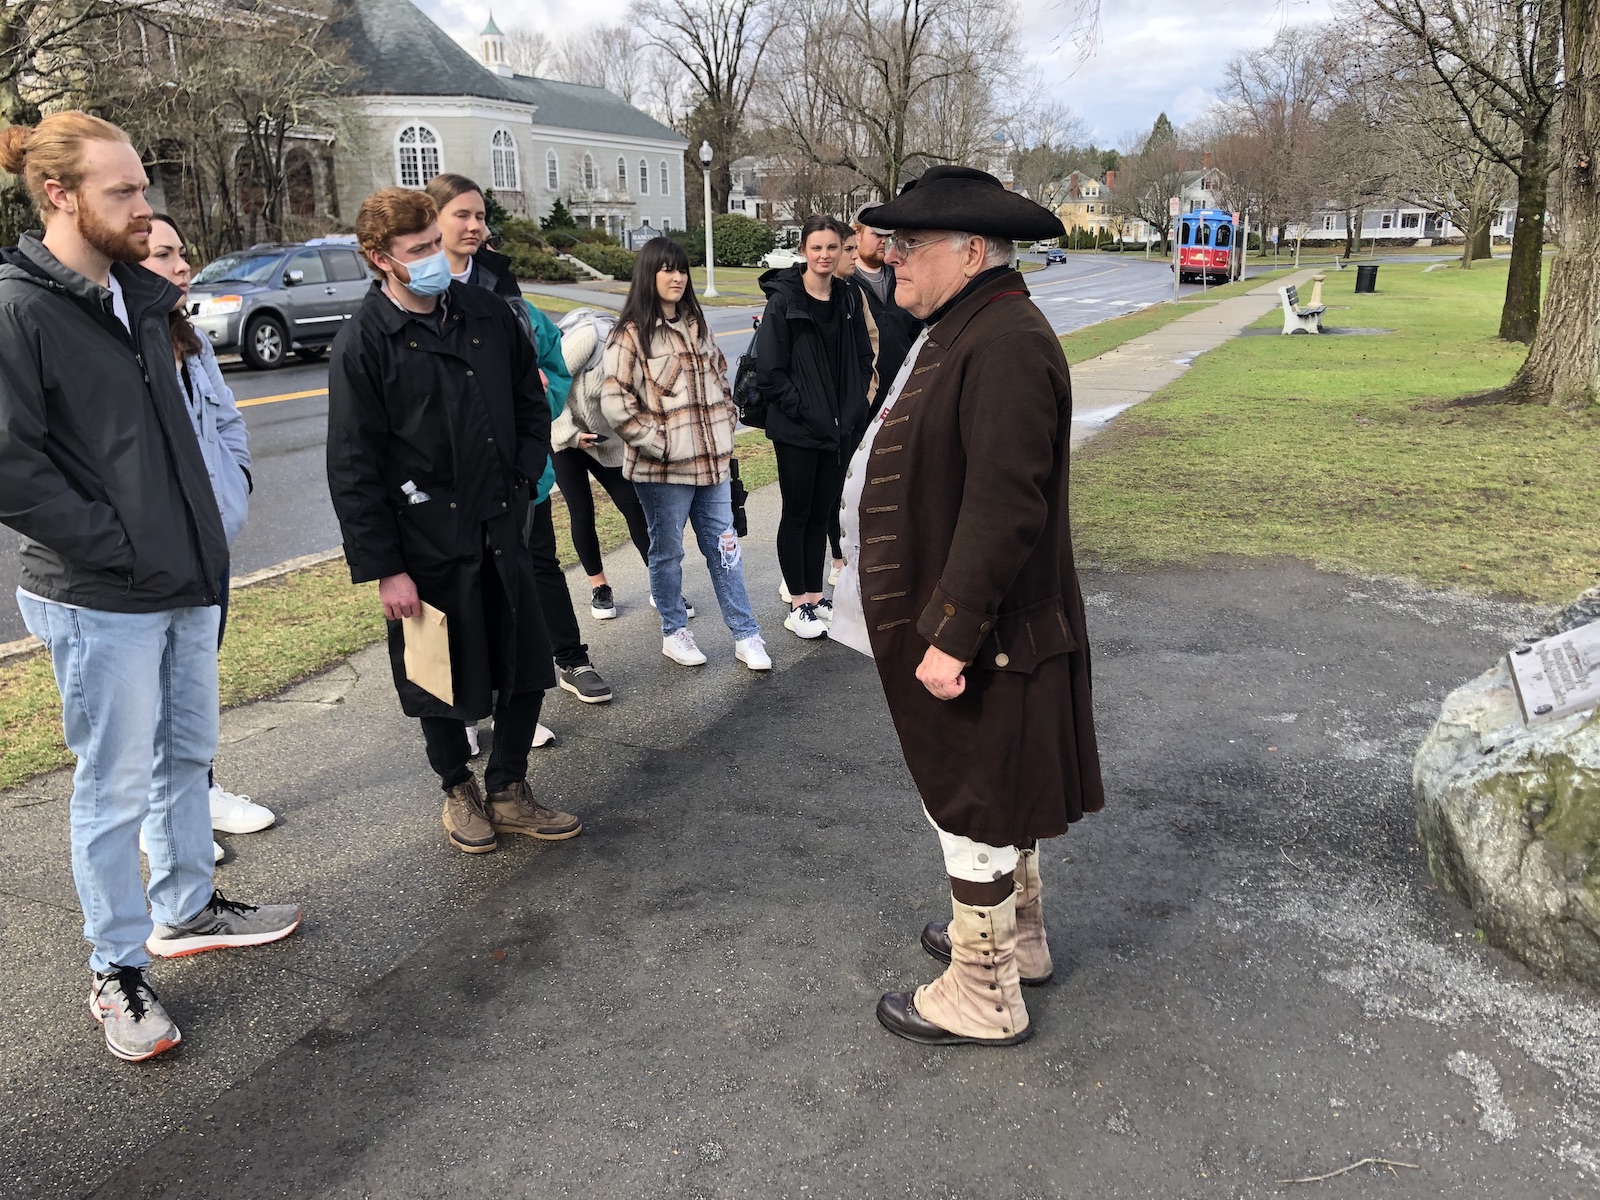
[{"left": 883, "top": 232, "right": 955, "bottom": 259}]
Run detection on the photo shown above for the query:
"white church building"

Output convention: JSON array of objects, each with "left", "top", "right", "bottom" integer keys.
[{"left": 333, "top": 0, "right": 688, "bottom": 235}]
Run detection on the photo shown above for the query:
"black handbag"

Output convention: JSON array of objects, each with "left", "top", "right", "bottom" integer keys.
[{"left": 728, "top": 457, "right": 749, "bottom": 538}]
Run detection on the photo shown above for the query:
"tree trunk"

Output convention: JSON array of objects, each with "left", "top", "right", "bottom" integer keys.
[
  {"left": 1499, "top": 118, "right": 1553, "bottom": 344},
  {"left": 1470, "top": 222, "right": 1493, "bottom": 261},
  {"left": 1505, "top": 0, "right": 1600, "bottom": 405}
]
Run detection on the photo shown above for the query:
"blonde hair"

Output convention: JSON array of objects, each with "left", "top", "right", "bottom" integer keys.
[{"left": 0, "top": 112, "right": 132, "bottom": 218}]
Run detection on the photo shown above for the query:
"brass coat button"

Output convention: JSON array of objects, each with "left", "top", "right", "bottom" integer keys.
[
  {"left": 943, "top": 603, "right": 956, "bottom": 616},
  {"left": 994, "top": 652, "right": 1010, "bottom": 667}
]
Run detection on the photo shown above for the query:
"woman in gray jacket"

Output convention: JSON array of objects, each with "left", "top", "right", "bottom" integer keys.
[
  {"left": 143, "top": 216, "right": 276, "bottom": 847},
  {"left": 550, "top": 309, "right": 655, "bottom": 620}
]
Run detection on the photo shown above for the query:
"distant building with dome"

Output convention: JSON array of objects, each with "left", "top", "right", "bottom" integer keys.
[{"left": 331, "top": 0, "right": 688, "bottom": 235}]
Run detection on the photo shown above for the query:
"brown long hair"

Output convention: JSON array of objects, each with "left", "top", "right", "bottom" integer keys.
[
  {"left": 0, "top": 112, "right": 130, "bottom": 219},
  {"left": 151, "top": 213, "right": 204, "bottom": 359}
]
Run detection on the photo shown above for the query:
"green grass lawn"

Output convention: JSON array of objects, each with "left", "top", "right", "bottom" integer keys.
[
  {"left": 691, "top": 266, "right": 769, "bottom": 307},
  {"left": 0, "top": 432, "right": 781, "bottom": 791},
  {"left": 522, "top": 290, "right": 601, "bottom": 315},
  {"left": 1057, "top": 270, "right": 1293, "bottom": 365},
  {"left": 1071, "top": 259, "right": 1600, "bottom": 601}
]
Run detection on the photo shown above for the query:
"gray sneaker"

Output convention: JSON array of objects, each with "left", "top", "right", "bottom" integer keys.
[
  {"left": 147, "top": 889, "right": 302, "bottom": 958},
  {"left": 90, "top": 966, "right": 181, "bottom": 1062}
]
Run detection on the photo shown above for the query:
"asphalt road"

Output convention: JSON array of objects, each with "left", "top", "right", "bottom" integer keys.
[
  {"left": 0, "top": 254, "right": 1254, "bottom": 643},
  {"left": 3, "top": 509, "right": 1595, "bottom": 1196}
]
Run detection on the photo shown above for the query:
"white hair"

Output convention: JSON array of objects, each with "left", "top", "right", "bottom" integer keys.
[{"left": 945, "top": 231, "right": 1014, "bottom": 268}]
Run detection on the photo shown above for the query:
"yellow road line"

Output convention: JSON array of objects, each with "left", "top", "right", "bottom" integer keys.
[{"left": 236, "top": 388, "right": 327, "bottom": 408}]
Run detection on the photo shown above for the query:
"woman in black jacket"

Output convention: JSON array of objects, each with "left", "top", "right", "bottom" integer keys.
[{"left": 755, "top": 215, "right": 874, "bottom": 640}]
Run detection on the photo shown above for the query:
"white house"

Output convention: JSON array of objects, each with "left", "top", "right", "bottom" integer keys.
[{"left": 332, "top": 0, "right": 688, "bottom": 236}]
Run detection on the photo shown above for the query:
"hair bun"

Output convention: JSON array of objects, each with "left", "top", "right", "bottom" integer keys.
[{"left": 0, "top": 124, "right": 32, "bottom": 176}]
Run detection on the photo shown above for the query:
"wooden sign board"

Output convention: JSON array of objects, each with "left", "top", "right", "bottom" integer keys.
[{"left": 1508, "top": 618, "right": 1600, "bottom": 726}]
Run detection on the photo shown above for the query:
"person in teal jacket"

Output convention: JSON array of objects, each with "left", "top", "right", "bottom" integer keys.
[{"left": 428, "top": 173, "right": 614, "bottom": 729}]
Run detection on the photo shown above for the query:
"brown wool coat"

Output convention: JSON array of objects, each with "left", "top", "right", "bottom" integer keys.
[{"left": 857, "top": 269, "right": 1104, "bottom": 847}]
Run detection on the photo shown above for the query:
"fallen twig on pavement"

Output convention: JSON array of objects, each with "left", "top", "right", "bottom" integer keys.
[{"left": 1276, "top": 1157, "right": 1420, "bottom": 1185}]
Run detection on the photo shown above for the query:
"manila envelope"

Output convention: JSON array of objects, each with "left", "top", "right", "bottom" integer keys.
[{"left": 401, "top": 602, "right": 454, "bottom": 706}]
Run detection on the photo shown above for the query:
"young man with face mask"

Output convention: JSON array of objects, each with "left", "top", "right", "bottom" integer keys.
[
  {"left": 326, "top": 187, "right": 582, "bottom": 856},
  {"left": 0, "top": 113, "right": 301, "bottom": 1063}
]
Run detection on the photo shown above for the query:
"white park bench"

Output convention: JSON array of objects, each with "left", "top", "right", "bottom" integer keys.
[{"left": 1279, "top": 284, "right": 1325, "bottom": 334}]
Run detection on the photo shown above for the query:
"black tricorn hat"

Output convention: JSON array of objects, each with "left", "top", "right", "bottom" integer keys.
[{"left": 856, "top": 165, "right": 1066, "bottom": 240}]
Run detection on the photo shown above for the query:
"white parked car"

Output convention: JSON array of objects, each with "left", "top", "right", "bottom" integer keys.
[{"left": 760, "top": 248, "right": 803, "bottom": 268}]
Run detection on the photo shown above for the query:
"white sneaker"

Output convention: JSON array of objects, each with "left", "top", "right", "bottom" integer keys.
[
  {"left": 784, "top": 603, "right": 828, "bottom": 640},
  {"left": 210, "top": 785, "right": 276, "bottom": 834},
  {"left": 533, "top": 723, "right": 556, "bottom": 748},
  {"left": 464, "top": 723, "right": 482, "bottom": 758},
  {"left": 734, "top": 635, "right": 772, "bottom": 671},
  {"left": 662, "top": 628, "right": 707, "bottom": 666},
  {"left": 139, "top": 829, "right": 224, "bottom": 863},
  {"left": 779, "top": 581, "right": 792, "bottom": 604},
  {"left": 814, "top": 596, "right": 835, "bottom": 625},
  {"left": 829, "top": 561, "right": 843, "bottom": 587}
]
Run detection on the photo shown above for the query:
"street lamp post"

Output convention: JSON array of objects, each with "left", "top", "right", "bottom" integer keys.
[{"left": 699, "top": 140, "right": 718, "bottom": 298}]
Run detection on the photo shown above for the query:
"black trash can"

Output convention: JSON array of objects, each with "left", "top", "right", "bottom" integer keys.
[{"left": 1354, "top": 263, "right": 1379, "bottom": 294}]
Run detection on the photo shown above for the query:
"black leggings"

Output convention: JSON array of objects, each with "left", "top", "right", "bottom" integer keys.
[
  {"left": 552, "top": 448, "right": 652, "bottom": 577},
  {"left": 525, "top": 498, "right": 588, "bottom": 669},
  {"left": 421, "top": 689, "right": 545, "bottom": 794},
  {"left": 774, "top": 441, "right": 846, "bottom": 596}
]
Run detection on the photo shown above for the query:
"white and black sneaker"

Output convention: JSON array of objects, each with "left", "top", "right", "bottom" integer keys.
[
  {"left": 814, "top": 596, "right": 835, "bottom": 626},
  {"left": 558, "top": 663, "right": 614, "bottom": 704},
  {"left": 90, "top": 965, "right": 181, "bottom": 1062},
  {"left": 784, "top": 603, "right": 828, "bottom": 640},
  {"left": 590, "top": 585, "right": 617, "bottom": 620},
  {"left": 147, "top": 889, "right": 302, "bottom": 958}
]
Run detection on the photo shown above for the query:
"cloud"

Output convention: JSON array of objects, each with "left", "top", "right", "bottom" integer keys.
[{"left": 418, "top": 0, "right": 1331, "bottom": 146}]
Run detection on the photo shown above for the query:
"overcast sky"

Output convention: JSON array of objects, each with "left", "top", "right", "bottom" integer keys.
[{"left": 419, "top": 0, "right": 1332, "bottom": 146}]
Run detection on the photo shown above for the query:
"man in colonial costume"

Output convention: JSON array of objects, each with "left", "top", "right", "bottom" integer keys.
[{"left": 831, "top": 166, "right": 1104, "bottom": 1046}]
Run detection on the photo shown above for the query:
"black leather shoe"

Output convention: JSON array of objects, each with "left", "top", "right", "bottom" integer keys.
[
  {"left": 875, "top": 991, "right": 1034, "bottom": 1047},
  {"left": 920, "top": 921, "right": 1053, "bottom": 986}
]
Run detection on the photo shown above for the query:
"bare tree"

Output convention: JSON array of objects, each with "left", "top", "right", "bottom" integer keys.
[
  {"left": 77, "top": 2, "right": 358, "bottom": 254},
  {"left": 1108, "top": 115, "right": 1186, "bottom": 250},
  {"left": 0, "top": 0, "right": 174, "bottom": 124},
  {"left": 1501, "top": 0, "right": 1600, "bottom": 404},
  {"left": 556, "top": 24, "right": 650, "bottom": 104},
  {"left": 760, "top": 0, "right": 1021, "bottom": 203},
  {"left": 1368, "top": 0, "right": 1559, "bottom": 344},
  {"left": 1005, "top": 100, "right": 1087, "bottom": 211},
  {"left": 1221, "top": 25, "right": 1335, "bottom": 244},
  {"left": 504, "top": 26, "right": 556, "bottom": 76},
  {"left": 634, "top": 0, "right": 777, "bottom": 218}
]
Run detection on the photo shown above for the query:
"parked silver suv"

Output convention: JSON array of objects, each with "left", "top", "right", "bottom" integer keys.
[{"left": 188, "top": 237, "right": 372, "bottom": 370}]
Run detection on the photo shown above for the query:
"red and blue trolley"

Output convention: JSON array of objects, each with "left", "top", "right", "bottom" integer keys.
[{"left": 1176, "top": 209, "right": 1238, "bottom": 283}]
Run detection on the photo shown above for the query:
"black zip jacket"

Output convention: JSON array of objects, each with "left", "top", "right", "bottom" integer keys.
[
  {"left": 755, "top": 265, "right": 874, "bottom": 453},
  {"left": 0, "top": 233, "right": 227, "bottom": 611}
]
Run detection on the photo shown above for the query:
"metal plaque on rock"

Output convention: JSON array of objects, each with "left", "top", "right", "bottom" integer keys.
[{"left": 1508, "top": 617, "right": 1600, "bottom": 726}]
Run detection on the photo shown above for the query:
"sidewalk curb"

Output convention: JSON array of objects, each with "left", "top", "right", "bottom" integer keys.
[{"left": 0, "top": 547, "right": 350, "bottom": 664}]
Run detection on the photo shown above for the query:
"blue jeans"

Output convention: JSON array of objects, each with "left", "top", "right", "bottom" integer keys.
[
  {"left": 633, "top": 480, "right": 761, "bottom": 640},
  {"left": 17, "top": 591, "right": 220, "bottom": 972}
]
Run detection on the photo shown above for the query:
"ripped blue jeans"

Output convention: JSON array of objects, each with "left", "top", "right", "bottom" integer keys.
[{"left": 633, "top": 479, "right": 760, "bottom": 640}]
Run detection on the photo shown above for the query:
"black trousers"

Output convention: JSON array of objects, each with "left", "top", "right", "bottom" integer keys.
[
  {"left": 774, "top": 441, "right": 846, "bottom": 596},
  {"left": 420, "top": 689, "right": 545, "bottom": 793},
  {"left": 525, "top": 498, "right": 588, "bottom": 669},
  {"left": 551, "top": 447, "right": 651, "bottom": 576}
]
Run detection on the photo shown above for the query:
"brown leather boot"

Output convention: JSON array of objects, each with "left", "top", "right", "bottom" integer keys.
[
  {"left": 487, "top": 780, "right": 582, "bottom": 840},
  {"left": 878, "top": 892, "right": 1032, "bottom": 1046},
  {"left": 920, "top": 850, "right": 1053, "bottom": 985},
  {"left": 442, "top": 777, "right": 497, "bottom": 854}
]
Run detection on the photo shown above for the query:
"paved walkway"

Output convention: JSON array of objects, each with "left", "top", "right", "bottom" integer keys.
[
  {"left": 1069, "top": 271, "right": 1314, "bottom": 447},
  {"left": 3, "top": 278, "right": 1596, "bottom": 1198}
]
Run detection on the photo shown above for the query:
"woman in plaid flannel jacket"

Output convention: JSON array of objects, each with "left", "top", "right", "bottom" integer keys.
[{"left": 600, "top": 238, "right": 769, "bottom": 671}]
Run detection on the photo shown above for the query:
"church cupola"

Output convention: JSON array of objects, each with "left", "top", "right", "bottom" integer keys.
[{"left": 480, "top": 13, "right": 507, "bottom": 68}]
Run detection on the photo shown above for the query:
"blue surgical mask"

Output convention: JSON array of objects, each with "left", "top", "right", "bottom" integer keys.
[{"left": 398, "top": 249, "right": 452, "bottom": 297}]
